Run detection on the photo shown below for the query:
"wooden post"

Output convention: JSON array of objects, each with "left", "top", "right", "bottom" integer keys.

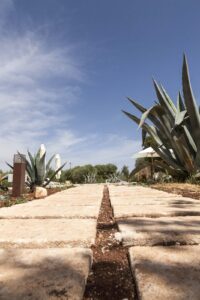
[{"left": 12, "top": 154, "right": 26, "bottom": 197}]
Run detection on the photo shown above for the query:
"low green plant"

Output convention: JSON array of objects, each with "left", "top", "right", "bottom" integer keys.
[
  {"left": 7, "top": 147, "right": 66, "bottom": 191},
  {"left": 0, "top": 174, "right": 8, "bottom": 191}
]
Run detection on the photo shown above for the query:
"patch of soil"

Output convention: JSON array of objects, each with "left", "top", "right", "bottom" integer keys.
[
  {"left": 83, "top": 186, "right": 136, "bottom": 300},
  {"left": 151, "top": 183, "right": 200, "bottom": 200}
]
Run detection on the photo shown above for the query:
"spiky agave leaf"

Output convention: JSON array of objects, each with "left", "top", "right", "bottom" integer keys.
[
  {"left": 124, "top": 55, "right": 200, "bottom": 178},
  {"left": 182, "top": 54, "right": 200, "bottom": 168},
  {"left": 123, "top": 110, "right": 185, "bottom": 171},
  {"left": 177, "top": 92, "right": 185, "bottom": 112},
  {"left": 27, "top": 150, "right": 36, "bottom": 182},
  {"left": 122, "top": 111, "right": 163, "bottom": 146},
  {"left": 153, "top": 80, "right": 175, "bottom": 124},
  {"left": 35, "top": 152, "right": 46, "bottom": 185},
  {"left": 6, "top": 162, "right": 13, "bottom": 170},
  {"left": 138, "top": 105, "right": 163, "bottom": 129},
  {"left": 43, "top": 162, "right": 67, "bottom": 187},
  {"left": 160, "top": 85, "right": 177, "bottom": 113},
  {"left": 127, "top": 97, "right": 147, "bottom": 113},
  {"left": 46, "top": 154, "right": 55, "bottom": 173}
]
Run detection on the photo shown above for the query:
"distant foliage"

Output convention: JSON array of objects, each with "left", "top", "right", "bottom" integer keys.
[
  {"left": 120, "top": 165, "right": 130, "bottom": 181},
  {"left": 62, "top": 163, "right": 118, "bottom": 183}
]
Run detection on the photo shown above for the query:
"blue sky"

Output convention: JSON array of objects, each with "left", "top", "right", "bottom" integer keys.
[{"left": 0, "top": 0, "right": 200, "bottom": 170}]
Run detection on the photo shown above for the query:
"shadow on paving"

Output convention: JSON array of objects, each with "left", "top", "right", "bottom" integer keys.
[
  {"left": 130, "top": 247, "right": 200, "bottom": 300},
  {"left": 0, "top": 250, "right": 91, "bottom": 300},
  {"left": 118, "top": 217, "right": 200, "bottom": 246}
]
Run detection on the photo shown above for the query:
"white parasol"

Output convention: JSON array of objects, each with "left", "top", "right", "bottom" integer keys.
[{"left": 132, "top": 147, "right": 160, "bottom": 159}]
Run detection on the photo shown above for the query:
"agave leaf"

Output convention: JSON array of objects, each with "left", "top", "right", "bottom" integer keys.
[
  {"left": 124, "top": 110, "right": 182, "bottom": 164},
  {"left": 28, "top": 150, "right": 35, "bottom": 169},
  {"left": 46, "top": 154, "right": 55, "bottom": 173},
  {"left": 177, "top": 92, "right": 185, "bottom": 112},
  {"left": 35, "top": 147, "right": 42, "bottom": 160},
  {"left": 182, "top": 54, "right": 200, "bottom": 167},
  {"left": 139, "top": 105, "right": 163, "bottom": 128},
  {"left": 175, "top": 134, "right": 195, "bottom": 173},
  {"left": 174, "top": 110, "right": 187, "bottom": 126},
  {"left": 151, "top": 144, "right": 185, "bottom": 172},
  {"left": 6, "top": 162, "right": 13, "bottom": 170},
  {"left": 153, "top": 160, "right": 183, "bottom": 177},
  {"left": 160, "top": 85, "right": 177, "bottom": 113},
  {"left": 153, "top": 80, "right": 175, "bottom": 121},
  {"left": 43, "top": 162, "right": 66, "bottom": 187},
  {"left": 124, "top": 56, "right": 200, "bottom": 178},
  {"left": 183, "top": 126, "right": 197, "bottom": 153},
  {"left": 35, "top": 152, "right": 46, "bottom": 185},
  {"left": 27, "top": 150, "right": 36, "bottom": 182},
  {"left": 122, "top": 111, "right": 163, "bottom": 146},
  {"left": 123, "top": 110, "right": 185, "bottom": 170},
  {"left": 182, "top": 55, "right": 200, "bottom": 130},
  {"left": 127, "top": 97, "right": 171, "bottom": 136},
  {"left": 127, "top": 97, "right": 147, "bottom": 113}
]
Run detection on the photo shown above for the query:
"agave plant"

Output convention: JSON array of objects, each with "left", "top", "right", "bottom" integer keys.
[
  {"left": 7, "top": 146, "right": 66, "bottom": 191},
  {"left": 123, "top": 55, "right": 200, "bottom": 179},
  {"left": 0, "top": 174, "right": 8, "bottom": 191}
]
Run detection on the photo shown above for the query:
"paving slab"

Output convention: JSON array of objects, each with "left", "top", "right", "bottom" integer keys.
[
  {"left": 0, "top": 248, "right": 92, "bottom": 300},
  {"left": 110, "top": 196, "right": 200, "bottom": 206},
  {"left": 112, "top": 204, "right": 200, "bottom": 218},
  {"left": 129, "top": 245, "right": 200, "bottom": 300},
  {"left": 0, "top": 203, "right": 100, "bottom": 219},
  {"left": 32, "top": 195, "right": 102, "bottom": 207},
  {"left": 117, "top": 216, "right": 200, "bottom": 246},
  {"left": 0, "top": 219, "right": 97, "bottom": 248},
  {"left": 21, "top": 185, "right": 103, "bottom": 209},
  {"left": 109, "top": 185, "right": 200, "bottom": 217},
  {"left": 110, "top": 192, "right": 180, "bottom": 197},
  {"left": 108, "top": 185, "right": 177, "bottom": 196}
]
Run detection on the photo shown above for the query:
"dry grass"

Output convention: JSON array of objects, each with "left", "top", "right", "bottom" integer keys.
[{"left": 151, "top": 183, "right": 200, "bottom": 200}]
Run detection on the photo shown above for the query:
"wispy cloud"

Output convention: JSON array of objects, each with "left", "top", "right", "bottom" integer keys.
[
  {"left": 0, "top": 1, "right": 139, "bottom": 171},
  {"left": 0, "top": 3, "right": 85, "bottom": 168},
  {"left": 56, "top": 134, "right": 141, "bottom": 170}
]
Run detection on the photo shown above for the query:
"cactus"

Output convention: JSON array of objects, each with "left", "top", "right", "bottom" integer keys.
[
  {"left": 7, "top": 146, "right": 66, "bottom": 191},
  {"left": 123, "top": 55, "right": 200, "bottom": 179}
]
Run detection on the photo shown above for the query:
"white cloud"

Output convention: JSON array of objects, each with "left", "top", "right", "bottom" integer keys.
[
  {"left": 56, "top": 134, "right": 141, "bottom": 170},
  {"left": 0, "top": 2, "right": 140, "bottom": 172},
  {"left": 0, "top": 5, "right": 85, "bottom": 169}
]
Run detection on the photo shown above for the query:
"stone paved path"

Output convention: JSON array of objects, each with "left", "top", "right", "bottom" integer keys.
[
  {"left": 109, "top": 184, "right": 200, "bottom": 300},
  {"left": 0, "top": 184, "right": 103, "bottom": 300}
]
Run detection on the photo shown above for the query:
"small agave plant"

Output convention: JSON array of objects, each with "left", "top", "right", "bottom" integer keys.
[
  {"left": 7, "top": 145, "right": 66, "bottom": 192},
  {"left": 123, "top": 55, "right": 200, "bottom": 180}
]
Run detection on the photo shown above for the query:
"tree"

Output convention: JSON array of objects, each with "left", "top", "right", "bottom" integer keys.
[
  {"left": 120, "top": 165, "right": 129, "bottom": 181},
  {"left": 95, "top": 164, "right": 118, "bottom": 182},
  {"left": 62, "top": 163, "right": 118, "bottom": 183}
]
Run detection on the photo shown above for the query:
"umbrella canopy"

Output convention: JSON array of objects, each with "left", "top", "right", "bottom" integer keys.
[{"left": 132, "top": 147, "right": 160, "bottom": 159}]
